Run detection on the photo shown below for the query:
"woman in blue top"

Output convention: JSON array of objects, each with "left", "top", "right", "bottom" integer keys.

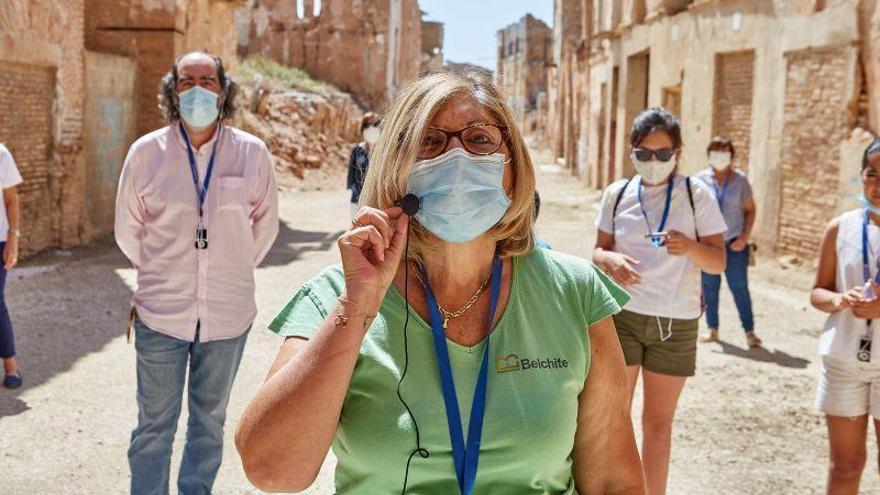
[{"left": 694, "top": 137, "right": 762, "bottom": 347}]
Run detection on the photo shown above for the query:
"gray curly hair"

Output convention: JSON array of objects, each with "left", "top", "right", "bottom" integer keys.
[{"left": 157, "top": 52, "right": 238, "bottom": 122}]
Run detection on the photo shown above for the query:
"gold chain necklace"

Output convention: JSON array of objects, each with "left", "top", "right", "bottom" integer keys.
[{"left": 412, "top": 264, "right": 492, "bottom": 329}]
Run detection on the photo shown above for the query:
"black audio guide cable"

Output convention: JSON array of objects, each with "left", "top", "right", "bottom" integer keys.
[{"left": 395, "top": 196, "right": 429, "bottom": 494}]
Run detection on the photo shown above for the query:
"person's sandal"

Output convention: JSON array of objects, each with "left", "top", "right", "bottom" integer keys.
[
  {"left": 3, "top": 371, "right": 22, "bottom": 389},
  {"left": 699, "top": 328, "right": 719, "bottom": 343},
  {"left": 746, "top": 332, "right": 763, "bottom": 348}
]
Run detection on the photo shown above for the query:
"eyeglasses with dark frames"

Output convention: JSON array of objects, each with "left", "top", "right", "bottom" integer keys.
[{"left": 418, "top": 123, "right": 508, "bottom": 160}]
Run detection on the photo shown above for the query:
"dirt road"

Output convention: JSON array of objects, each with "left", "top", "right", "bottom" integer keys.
[{"left": 0, "top": 158, "right": 876, "bottom": 494}]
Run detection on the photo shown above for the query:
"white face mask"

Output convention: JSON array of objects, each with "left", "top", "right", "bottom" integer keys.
[
  {"left": 708, "top": 151, "right": 732, "bottom": 171},
  {"left": 631, "top": 153, "right": 676, "bottom": 184},
  {"left": 363, "top": 126, "right": 380, "bottom": 145}
]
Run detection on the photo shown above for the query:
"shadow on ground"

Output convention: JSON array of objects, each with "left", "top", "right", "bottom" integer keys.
[
  {"left": 714, "top": 341, "right": 811, "bottom": 369},
  {"left": 260, "top": 220, "right": 345, "bottom": 267},
  {"left": 0, "top": 239, "right": 134, "bottom": 419}
]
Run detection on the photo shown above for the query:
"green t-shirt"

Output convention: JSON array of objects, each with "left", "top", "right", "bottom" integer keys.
[{"left": 269, "top": 249, "right": 629, "bottom": 494}]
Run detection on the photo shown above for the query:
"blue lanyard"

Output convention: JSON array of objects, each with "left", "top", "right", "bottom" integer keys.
[
  {"left": 179, "top": 121, "right": 220, "bottom": 219},
  {"left": 712, "top": 169, "right": 731, "bottom": 208},
  {"left": 420, "top": 257, "right": 502, "bottom": 494},
  {"left": 637, "top": 176, "right": 674, "bottom": 246},
  {"left": 862, "top": 209, "right": 880, "bottom": 284}
]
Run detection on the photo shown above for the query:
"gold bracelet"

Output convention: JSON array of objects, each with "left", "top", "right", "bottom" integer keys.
[{"left": 334, "top": 297, "right": 377, "bottom": 329}]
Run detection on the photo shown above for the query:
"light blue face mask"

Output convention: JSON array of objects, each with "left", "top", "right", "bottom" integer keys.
[
  {"left": 178, "top": 86, "right": 220, "bottom": 128},
  {"left": 860, "top": 193, "right": 880, "bottom": 216},
  {"left": 407, "top": 147, "right": 511, "bottom": 243}
]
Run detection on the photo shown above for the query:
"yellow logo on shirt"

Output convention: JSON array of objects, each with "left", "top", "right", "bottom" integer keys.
[{"left": 495, "top": 354, "right": 521, "bottom": 373}]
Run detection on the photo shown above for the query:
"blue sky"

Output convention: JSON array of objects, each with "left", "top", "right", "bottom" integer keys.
[{"left": 419, "top": 0, "right": 554, "bottom": 71}]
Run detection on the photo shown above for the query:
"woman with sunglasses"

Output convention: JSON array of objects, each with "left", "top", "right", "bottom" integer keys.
[
  {"left": 694, "top": 137, "right": 762, "bottom": 347},
  {"left": 592, "top": 107, "right": 727, "bottom": 495},
  {"left": 812, "top": 138, "right": 880, "bottom": 493},
  {"left": 236, "top": 72, "right": 644, "bottom": 494}
]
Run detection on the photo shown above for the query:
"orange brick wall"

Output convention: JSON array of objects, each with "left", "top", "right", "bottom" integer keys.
[
  {"left": 776, "top": 45, "right": 854, "bottom": 257},
  {"left": 713, "top": 51, "right": 756, "bottom": 173}
]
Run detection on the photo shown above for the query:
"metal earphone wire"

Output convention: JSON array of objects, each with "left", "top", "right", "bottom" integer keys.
[{"left": 397, "top": 211, "right": 429, "bottom": 494}]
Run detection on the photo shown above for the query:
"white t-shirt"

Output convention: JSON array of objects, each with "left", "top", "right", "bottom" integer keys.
[
  {"left": 0, "top": 144, "right": 24, "bottom": 242},
  {"left": 595, "top": 174, "right": 727, "bottom": 319}
]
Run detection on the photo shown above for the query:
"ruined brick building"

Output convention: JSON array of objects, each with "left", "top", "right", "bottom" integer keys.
[
  {"left": 496, "top": 15, "right": 552, "bottom": 131},
  {"left": 529, "top": 0, "right": 880, "bottom": 259},
  {"left": 1, "top": 0, "right": 440, "bottom": 256},
  {"left": 234, "top": 0, "right": 425, "bottom": 109}
]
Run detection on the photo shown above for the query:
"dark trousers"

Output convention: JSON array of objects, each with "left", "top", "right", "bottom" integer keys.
[{"left": 0, "top": 243, "right": 14, "bottom": 358}]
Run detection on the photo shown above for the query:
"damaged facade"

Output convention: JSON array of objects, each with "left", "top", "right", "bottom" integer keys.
[
  {"left": 496, "top": 15, "right": 552, "bottom": 131},
  {"left": 0, "top": 0, "right": 244, "bottom": 254},
  {"left": 535, "top": 0, "right": 880, "bottom": 259},
  {"left": 235, "top": 0, "right": 424, "bottom": 109}
]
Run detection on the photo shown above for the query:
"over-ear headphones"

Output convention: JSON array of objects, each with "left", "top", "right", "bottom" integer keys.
[
  {"left": 396, "top": 193, "right": 420, "bottom": 217},
  {"left": 395, "top": 192, "right": 427, "bottom": 494}
]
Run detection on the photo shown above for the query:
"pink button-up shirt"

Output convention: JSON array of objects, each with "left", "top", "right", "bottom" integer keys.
[{"left": 115, "top": 123, "right": 279, "bottom": 342}]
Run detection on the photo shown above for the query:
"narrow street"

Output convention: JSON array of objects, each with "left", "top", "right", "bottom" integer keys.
[{"left": 0, "top": 156, "right": 877, "bottom": 494}]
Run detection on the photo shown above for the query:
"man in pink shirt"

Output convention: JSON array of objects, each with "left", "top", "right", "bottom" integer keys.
[{"left": 114, "top": 52, "right": 279, "bottom": 495}]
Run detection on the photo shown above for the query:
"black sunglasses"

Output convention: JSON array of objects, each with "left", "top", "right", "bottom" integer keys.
[{"left": 633, "top": 147, "right": 677, "bottom": 162}]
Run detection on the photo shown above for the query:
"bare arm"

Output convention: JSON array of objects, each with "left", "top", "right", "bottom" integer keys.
[
  {"left": 811, "top": 217, "right": 851, "bottom": 313},
  {"left": 3, "top": 187, "right": 19, "bottom": 269},
  {"left": 235, "top": 306, "right": 370, "bottom": 492},
  {"left": 235, "top": 206, "right": 409, "bottom": 492},
  {"left": 592, "top": 230, "right": 642, "bottom": 286},
  {"left": 741, "top": 198, "right": 756, "bottom": 242},
  {"left": 573, "top": 316, "right": 645, "bottom": 494}
]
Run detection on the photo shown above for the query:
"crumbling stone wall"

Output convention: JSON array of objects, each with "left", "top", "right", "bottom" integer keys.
[
  {"left": 421, "top": 20, "right": 444, "bottom": 74},
  {"left": 545, "top": 0, "right": 866, "bottom": 257},
  {"left": 0, "top": 0, "right": 86, "bottom": 254},
  {"left": 86, "top": 0, "right": 241, "bottom": 136},
  {"left": 235, "top": 0, "right": 423, "bottom": 110},
  {"left": 496, "top": 15, "right": 552, "bottom": 128}
]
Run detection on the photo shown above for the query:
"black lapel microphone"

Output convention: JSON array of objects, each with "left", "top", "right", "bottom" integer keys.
[
  {"left": 395, "top": 192, "right": 427, "bottom": 494},
  {"left": 396, "top": 193, "right": 420, "bottom": 217}
]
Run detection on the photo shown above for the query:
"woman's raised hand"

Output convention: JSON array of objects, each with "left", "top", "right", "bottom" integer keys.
[{"left": 338, "top": 206, "right": 409, "bottom": 315}]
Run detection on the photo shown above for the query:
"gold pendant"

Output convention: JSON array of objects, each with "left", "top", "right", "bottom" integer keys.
[{"left": 443, "top": 317, "right": 449, "bottom": 330}]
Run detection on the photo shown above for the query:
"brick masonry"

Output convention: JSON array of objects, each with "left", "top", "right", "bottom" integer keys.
[
  {"left": 777, "top": 45, "right": 853, "bottom": 258},
  {"left": 713, "top": 51, "right": 755, "bottom": 173}
]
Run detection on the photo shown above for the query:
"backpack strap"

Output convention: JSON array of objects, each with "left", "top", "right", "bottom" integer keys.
[
  {"left": 685, "top": 176, "right": 700, "bottom": 241},
  {"left": 611, "top": 177, "right": 634, "bottom": 235}
]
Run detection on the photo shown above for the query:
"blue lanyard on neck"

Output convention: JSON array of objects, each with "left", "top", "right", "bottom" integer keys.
[
  {"left": 712, "top": 169, "right": 731, "bottom": 208},
  {"left": 420, "top": 257, "right": 502, "bottom": 494},
  {"left": 179, "top": 121, "right": 220, "bottom": 219},
  {"left": 637, "top": 176, "right": 674, "bottom": 246}
]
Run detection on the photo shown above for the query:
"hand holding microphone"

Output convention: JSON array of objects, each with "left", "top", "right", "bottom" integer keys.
[{"left": 337, "top": 195, "right": 419, "bottom": 316}]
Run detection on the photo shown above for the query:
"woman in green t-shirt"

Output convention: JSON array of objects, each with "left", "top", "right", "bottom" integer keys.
[{"left": 235, "top": 72, "right": 645, "bottom": 494}]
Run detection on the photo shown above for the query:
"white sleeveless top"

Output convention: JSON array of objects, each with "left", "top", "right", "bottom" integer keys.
[{"left": 820, "top": 209, "right": 880, "bottom": 361}]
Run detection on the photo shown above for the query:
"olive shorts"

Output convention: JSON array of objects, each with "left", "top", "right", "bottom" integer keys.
[{"left": 613, "top": 309, "right": 700, "bottom": 377}]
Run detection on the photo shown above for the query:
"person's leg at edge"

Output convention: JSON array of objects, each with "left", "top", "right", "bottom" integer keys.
[
  {"left": 700, "top": 271, "right": 721, "bottom": 342},
  {"left": 177, "top": 327, "right": 249, "bottom": 494},
  {"left": 641, "top": 370, "right": 687, "bottom": 495},
  {"left": 725, "top": 243, "right": 760, "bottom": 346},
  {"left": 826, "top": 414, "right": 868, "bottom": 495},
  {"left": 0, "top": 258, "right": 18, "bottom": 377},
  {"left": 128, "top": 321, "right": 190, "bottom": 495}
]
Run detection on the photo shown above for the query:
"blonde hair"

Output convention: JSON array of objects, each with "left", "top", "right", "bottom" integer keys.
[{"left": 359, "top": 72, "right": 536, "bottom": 260}]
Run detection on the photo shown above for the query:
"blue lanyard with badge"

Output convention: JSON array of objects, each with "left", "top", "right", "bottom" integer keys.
[
  {"left": 179, "top": 121, "right": 220, "bottom": 250},
  {"left": 859, "top": 209, "right": 880, "bottom": 362},
  {"left": 712, "top": 170, "right": 730, "bottom": 209},
  {"left": 637, "top": 176, "right": 674, "bottom": 247},
  {"left": 419, "top": 256, "right": 502, "bottom": 494}
]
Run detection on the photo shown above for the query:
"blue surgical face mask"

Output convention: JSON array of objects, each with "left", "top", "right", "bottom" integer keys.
[
  {"left": 407, "top": 147, "right": 511, "bottom": 243},
  {"left": 178, "top": 86, "right": 220, "bottom": 129},
  {"left": 860, "top": 193, "right": 880, "bottom": 216}
]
